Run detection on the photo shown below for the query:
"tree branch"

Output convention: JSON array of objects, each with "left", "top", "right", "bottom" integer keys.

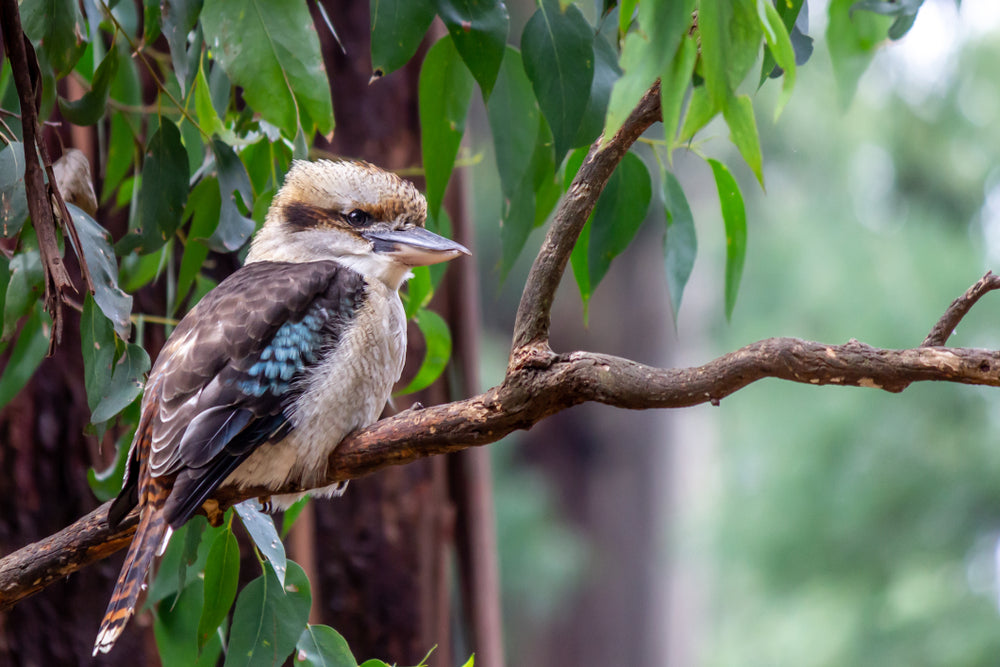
[
  {"left": 511, "top": 82, "right": 663, "bottom": 351},
  {"left": 4, "top": 330, "right": 1000, "bottom": 607}
]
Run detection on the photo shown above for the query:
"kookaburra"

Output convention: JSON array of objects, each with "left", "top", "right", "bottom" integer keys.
[{"left": 93, "top": 160, "right": 468, "bottom": 654}]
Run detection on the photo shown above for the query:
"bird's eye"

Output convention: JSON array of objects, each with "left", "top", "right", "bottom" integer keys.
[{"left": 346, "top": 209, "right": 371, "bottom": 227}]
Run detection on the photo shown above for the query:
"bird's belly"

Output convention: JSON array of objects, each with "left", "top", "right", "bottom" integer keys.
[{"left": 224, "top": 285, "right": 406, "bottom": 503}]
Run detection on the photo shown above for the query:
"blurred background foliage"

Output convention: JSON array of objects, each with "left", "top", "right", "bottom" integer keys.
[{"left": 476, "top": 1, "right": 1000, "bottom": 665}]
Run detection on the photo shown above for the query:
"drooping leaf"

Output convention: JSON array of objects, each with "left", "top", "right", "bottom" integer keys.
[
  {"left": 81, "top": 294, "right": 115, "bottom": 415},
  {"left": 160, "top": 0, "right": 204, "bottom": 96},
  {"left": 87, "top": 424, "right": 136, "bottom": 501},
  {"left": 118, "top": 121, "right": 190, "bottom": 255},
  {"left": 154, "top": 576, "right": 225, "bottom": 667},
  {"left": 3, "top": 250, "right": 43, "bottom": 341},
  {"left": 660, "top": 35, "right": 698, "bottom": 158},
  {"left": 706, "top": 158, "right": 747, "bottom": 321},
  {"left": 573, "top": 32, "right": 621, "bottom": 147},
  {"left": 209, "top": 140, "right": 255, "bottom": 252},
  {"left": 102, "top": 112, "right": 137, "bottom": 204},
  {"left": 419, "top": 36, "right": 475, "bottom": 219},
  {"left": 488, "top": 47, "right": 540, "bottom": 202},
  {"left": 827, "top": 0, "right": 893, "bottom": 107},
  {"left": 499, "top": 116, "right": 555, "bottom": 278},
  {"left": 660, "top": 169, "right": 697, "bottom": 321},
  {"left": 756, "top": 0, "right": 797, "bottom": 119},
  {"left": 396, "top": 308, "right": 452, "bottom": 395},
  {"left": 721, "top": 94, "right": 764, "bottom": 187},
  {"left": 402, "top": 266, "right": 433, "bottom": 320},
  {"left": 698, "top": 0, "right": 762, "bottom": 108},
  {"left": 234, "top": 501, "right": 288, "bottom": 586},
  {"left": 603, "top": 0, "right": 694, "bottom": 144},
  {"left": 21, "top": 0, "right": 87, "bottom": 77},
  {"left": 198, "top": 527, "right": 241, "bottom": 649},
  {"left": 280, "top": 497, "right": 310, "bottom": 539},
  {"left": 521, "top": 0, "right": 594, "bottom": 160},
  {"left": 91, "top": 343, "right": 151, "bottom": 423},
  {"left": 435, "top": 0, "right": 510, "bottom": 99},
  {"left": 0, "top": 142, "right": 27, "bottom": 237},
  {"left": 586, "top": 151, "right": 652, "bottom": 290},
  {"left": 68, "top": 203, "right": 133, "bottom": 339},
  {"left": 677, "top": 85, "right": 720, "bottom": 145},
  {"left": 201, "top": 0, "right": 333, "bottom": 137},
  {"left": 294, "top": 625, "right": 357, "bottom": 667},
  {"left": 195, "top": 58, "right": 228, "bottom": 140},
  {"left": 58, "top": 41, "right": 118, "bottom": 126},
  {"left": 370, "top": 0, "right": 437, "bottom": 79},
  {"left": 0, "top": 304, "right": 49, "bottom": 411},
  {"left": 225, "top": 561, "right": 311, "bottom": 667},
  {"left": 759, "top": 0, "right": 805, "bottom": 85}
]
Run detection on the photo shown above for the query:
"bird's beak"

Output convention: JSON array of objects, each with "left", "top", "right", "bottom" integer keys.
[{"left": 363, "top": 227, "right": 470, "bottom": 266}]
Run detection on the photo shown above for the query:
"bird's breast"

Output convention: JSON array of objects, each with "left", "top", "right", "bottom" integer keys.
[{"left": 225, "top": 278, "right": 407, "bottom": 493}]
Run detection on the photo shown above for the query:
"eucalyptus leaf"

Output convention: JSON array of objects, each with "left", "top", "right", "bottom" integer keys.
[
  {"left": 153, "top": 577, "right": 224, "bottom": 667},
  {"left": 58, "top": 41, "right": 118, "bottom": 126},
  {"left": 757, "top": 0, "right": 797, "bottom": 119},
  {"left": 721, "top": 94, "right": 764, "bottom": 187},
  {"left": 91, "top": 343, "right": 150, "bottom": 423},
  {"left": 396, "top": 308, "right": 452, "bottom": 395},
  {"left": 81, "top": 294, "right": 115, "bottom": 415},
  {"left": 21, "top": 0, "right": 87, "bottom": 77},
  {"left": 68, "top": 203, "right": 133, "bottom": 339},
  {"left": 234, "top": 500, "right": 288, "bottom": 587},
  {"left": 586, "top": 151, "right": 652, "bottom": 290},
  {"left": 0, "top": 142, "right": 27, "bottom": 238},
  {"left": 419, "top": 36, "right": 475, "bottom": 219},
  {"left": 118, "top": 121, "right": 190, "bottom": 255},
  {"left": 160, "top": 0, "right": 204, "bottom": 96},
  {"left": 197, "top": 527, "right": 241, "bottom": 649},
  {"left": 0, "top": 304, "right": 49, "bottom": 411},
  {"left": 3, "top": 250, "right": 43, "bottom": 341},
  {"left": 225, "top": 561, "right": 311, "bottom": 667},
  {"left": 827, "top": 0, "right": 893, "bottom": 107},
  {"left": 488, "top": 47, "right": 540, "bottom": 202},
  {"left": 707, "top": 159, "right": 747, "bottom": 321},
  {"left": 294, "top": 625, "right": 358, "bottom": 667},
  {"left": 202, "top": 0, "right": 333, "bottom": 137},
  {"left": 209, "top": 140, "right": 254, "bottom": 252},
  {"left": 370, "top": 0, "right": 437, "bottom": 78},
  {"left": 660, "top": 169, "right": 697, "bottom": 321},
  {"left": 436, "top": 0, "right": 510, "bottom": 99},
  {"left": 521, "top": 0, "right": 594, "bottom": 160}
]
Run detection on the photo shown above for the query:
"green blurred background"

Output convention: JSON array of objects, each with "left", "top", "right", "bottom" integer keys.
[{"left": 467, "top": 1, "right": 1000, "bottom": 664}]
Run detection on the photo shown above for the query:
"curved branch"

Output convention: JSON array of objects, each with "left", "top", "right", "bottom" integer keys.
[
  {"left": 511, "top": 83, "right": 663, "bottom": 351},
  {"left": 4, "top": 333, "right": 1000, "bottom": 608}
]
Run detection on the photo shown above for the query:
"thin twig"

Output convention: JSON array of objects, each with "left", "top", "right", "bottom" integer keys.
[{"left": 922, "top": 271, "right": 1000, "bottom": 347}]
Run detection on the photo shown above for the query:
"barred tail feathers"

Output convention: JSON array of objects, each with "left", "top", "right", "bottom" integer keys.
[{"left": 92, "top": 501, "right": 170, "bottom": 655}]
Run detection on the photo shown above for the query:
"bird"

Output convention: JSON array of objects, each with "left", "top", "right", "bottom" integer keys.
[{"left": 92, "top": 159, "right": 469, "bottom": 655}]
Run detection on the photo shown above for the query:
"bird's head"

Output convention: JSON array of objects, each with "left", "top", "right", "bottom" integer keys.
[{"left": 247, "top": 160, "right": 469, "bottom": 289}]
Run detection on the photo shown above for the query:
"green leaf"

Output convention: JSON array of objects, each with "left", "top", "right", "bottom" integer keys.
[
  {"left": 402, "top": 266, "right": 432, "bottom": 320},
  {"left": 660, "top": 35, "right": 698, "bottom": 158},
  {"left": 154, "top": 578, "right": 224, "bottom": 667},
  {"left": 280, "top": 498, "right": 310, "bottom": 539},
  {"left": 698, "top": 0, "right": 762, "bottom": 108},
  {"left": 660, "top": 169, "right": 696, "bottom": 321},
  {"left": 758, "top": 0, "right": 803, "bottom": 86},
  {"left": 521, "top": 0, "right": 594, "bottom": 160},
  {"left": 88, "top": 425, "right": 135, "bottom": 501},
  {"left": 234, "top": 501, "right": 288, "bottom": 586},
  {"left": 91, "top": 343, "right": 151, "bottom": 423},
  {"left": 198, "top": 528, "right": 241, "bottom": 649},
  {"left": 3, "top": 250, "right": 43, "bottom": 341},
  {"left": 488, "top": 48, "right": 540, "bottom": 201},
  {"left": 0, "top": 304, "right": 49, "bottom": 410},
  {"left": 721, "top": 94, "right": 763, "bottom": 187},
  {"left": 396, "top": 308, "right": 452, "bottom": 395},
  {"left": 58, "top": 41, "right": 118, "bottom": 126},
  {"left": 0, "top": 142, "right": 28, "bottom": 237},
  {"left": 757, "top": 0, "right": 797, "bottom": 119},
  {"left": 603, "top": 0, "right": 693, "bottom": 144},
  {"left": 706, "top": 158, "right": 747, "bottom": 321},
  {"left": 358, "top": 661, "right": 391, "bottom": 667},
  {"left": 459, "top": 656, "right": 475, "bottom": 667},
  {"left": 67, "top": 203, "right": 133, "bottom": 339},
  {"left": 370, "top": 0, "right": 436, "bottom": 78},
  {"left": 161, "top": 0, "right": 204, "bottom": 96},
  {"left": 435, "top": 0, "right": 510, "bottom": 99},
  {"left": 148, "top": 517, "right": 215, "bottom": 606},
  {"left": 81, "top": 294, "right": 115, "bottom": 415},
  {"left": 225, "top": 561, "right": 311, "bottom": 667},
  {"left": 827, "top": 0, "right": 893, "bottom": 107},
  {"left": 294, "top": 625, "right": 357, "bottom": 667},
  {"left": 419, "top": 36, "right": 475, "bottom": 219},
  {"left": 103, "top": 112, "right": 137, "bottom": 203},
  {"left": 201, "top": 0, "right": 333, "bottom": 137},
  {"left": 195, "top": 57, "right": 228, "bottom": 140},
  {"left": 21, "top": 0, "right": 87, "bottom": 77},
  {"left": 586, "top": 151, "right": 652, "bottom": 290},
  {"left": 118, "top": 121, "right": 190, "bottom": 255},
  {"left": 573, "top": 32, "right": 621, "bottom": 147},
  {"left": 569, "top": 216, "right": 592, "bottom": 320},
  {"left": 209, "top": 140, "right": 255, "bottom": 252},
  {"left": 677, "top": 85, "right": 720, "bottom": 145},
  {"left": 499, "top": 116, "right": 556, "bottom": 278}
]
